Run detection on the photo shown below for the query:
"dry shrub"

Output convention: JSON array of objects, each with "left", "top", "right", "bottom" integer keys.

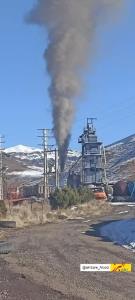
[
  {"left": 0, "top": 230, "right": 6, "bottom": 240},
  {"left": 54, "top": 200, "right": 112, "bottom": 220},
  {"left": 0, "top": 201, "right": 7, "bottom": 217},
  {"left": 77, "top": 200, "right": 111, "bottom": 217},
  {"left": 1, "top": 200, "right": 111, "bottom": 228},
  {"left": 4, "top": 202, "right": 50, "bottom": 228}
]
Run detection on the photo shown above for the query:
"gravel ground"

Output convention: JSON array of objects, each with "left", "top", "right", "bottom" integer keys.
[{"left": 0, "top": 206, "right": 135, "bottom": 300}]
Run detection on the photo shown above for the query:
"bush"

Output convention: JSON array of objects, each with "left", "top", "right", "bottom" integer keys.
[
  {"left": 78, "top": 187, "right": 94, "bottom": 203},
  {"left": 0, "top": 201, "right": 7, "bottom": 217},
  {"left": 50, "top": 187, "right": 94, "bottom": 209}
]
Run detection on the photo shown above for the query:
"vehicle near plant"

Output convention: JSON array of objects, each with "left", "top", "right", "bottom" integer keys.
[{"left": 91, "top": 186, "right": 107, "bottom": 201}]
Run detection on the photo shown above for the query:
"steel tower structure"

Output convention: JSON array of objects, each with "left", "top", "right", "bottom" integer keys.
[{"left": 78, "top": 118, "right": 104, "bottom": 186}]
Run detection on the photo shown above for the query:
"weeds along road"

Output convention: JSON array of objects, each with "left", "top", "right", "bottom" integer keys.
[{"left": 1, "top": 209, "right": 135, "bottom": 300}]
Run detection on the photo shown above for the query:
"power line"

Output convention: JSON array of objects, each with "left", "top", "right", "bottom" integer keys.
[
  {"left": 38, "top": 129, "right": 59, "bottom": 202},
  {"left": 38, "top": 129, "right": 53, "bottom": 203}
]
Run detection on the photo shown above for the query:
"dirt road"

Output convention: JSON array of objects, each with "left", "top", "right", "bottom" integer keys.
[{"left": 0, "top": 207, "right": 135, "bottom": 299}]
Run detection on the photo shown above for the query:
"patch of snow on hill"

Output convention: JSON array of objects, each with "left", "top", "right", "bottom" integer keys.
[
  {"left": 9, "top": 170, "right": 43, "bottom": 178},
  {"left": 14, "top": 153, "right": 42, "bottom": 161},
  {"left": 106, "top": 142, "right": 123, "bottom": 150},
  {"left": 67, "top": 150, "right": 80, "bottom": 157},
  {"left": 5, "top": 145, "right": 42, "bottom": 154},
  {"left": 27, "top": 166, "right": 43, "bottom": 171}
]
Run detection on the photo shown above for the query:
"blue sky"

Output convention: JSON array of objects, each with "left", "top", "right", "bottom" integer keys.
[{"left": 0, "top": 0, "right": 135, "bottom": 149}]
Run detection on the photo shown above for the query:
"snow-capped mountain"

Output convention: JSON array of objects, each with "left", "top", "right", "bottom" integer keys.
[
  {"left": 4, "top": 145, "right": 80, "bottom": 180},
  {"left": 5, "top": 145, "right": 80, "bottom": 159},
  {"left": 5, "top": 145, "right": 42, "bottom": 154},
  {"left": 4, "top": 133, "right": 135, "bottom": 183}
]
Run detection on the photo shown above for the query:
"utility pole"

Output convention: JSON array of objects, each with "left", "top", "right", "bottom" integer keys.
[
  {"left": 0, "top": 136, "right": 5, "bottom": 201},
  {"left": 38, "top": 129, "right": 53, "bottom": 202},
  {"left": 102, "top": 145, "right": 107, "bottom": 184},
  {"left": 55, "top": 148, "right": 59, "bottom": 188}
]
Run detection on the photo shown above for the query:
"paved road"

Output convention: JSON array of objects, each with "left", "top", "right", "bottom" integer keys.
[{"left": 0, "top": 208, "right": 135, "bottom": 299}]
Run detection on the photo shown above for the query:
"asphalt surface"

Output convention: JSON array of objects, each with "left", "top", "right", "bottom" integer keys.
[{"left": 0, "top": 205, "right": 135, "bottom": 300}]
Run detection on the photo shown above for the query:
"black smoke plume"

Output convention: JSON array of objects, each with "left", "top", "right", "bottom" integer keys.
[{"left": 27, "top": 0, "right": 122, "bottom": 170}]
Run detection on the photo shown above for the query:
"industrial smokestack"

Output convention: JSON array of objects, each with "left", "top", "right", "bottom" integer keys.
[{"left": 26, "top": 0, "right": 122, "bottom": 170}]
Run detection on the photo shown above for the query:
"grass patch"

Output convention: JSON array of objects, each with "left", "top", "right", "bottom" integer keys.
[
  {"left": 0, "top": 199, "right": 112, "bottom": 228},
  {"left": 0, "top": 201, "right": 7, "bottom": 217}
]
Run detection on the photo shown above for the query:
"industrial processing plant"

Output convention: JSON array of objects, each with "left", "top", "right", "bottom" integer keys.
[{"left": 68, "top": 118, "right": 106, "bottom": 189}]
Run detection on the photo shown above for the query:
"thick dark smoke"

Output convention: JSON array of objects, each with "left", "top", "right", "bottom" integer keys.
[
  {"left": 27, "top": 0, "right": 122, "bottom": 170},
  {"left": 59, "top": 134, "right": 71, "bottom": 172}
]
